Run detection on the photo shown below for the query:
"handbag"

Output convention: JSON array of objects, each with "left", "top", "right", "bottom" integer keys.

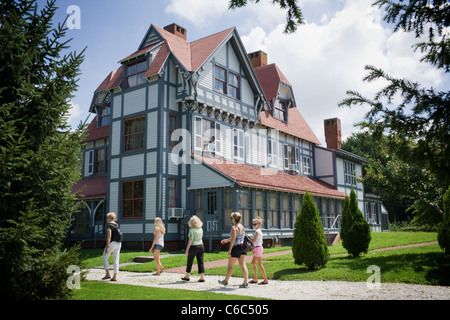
[{"left": 241, "top": 234, "right": 254, "bottom": 253}]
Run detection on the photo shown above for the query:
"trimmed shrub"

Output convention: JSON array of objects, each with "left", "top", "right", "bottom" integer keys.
[
  {"left": 293, "top": 192, "right": 329, "bottom": 269},
  {"left": 340, "top": 189, "right": 371, "bottom": 258}
]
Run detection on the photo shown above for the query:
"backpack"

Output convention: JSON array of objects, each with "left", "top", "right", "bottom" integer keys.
[
  {"left": 109, "top": 223, "right": 123, "bottom": 242},
  {"left": 241, "top": 234, "right": 254, "bottom": 254}
]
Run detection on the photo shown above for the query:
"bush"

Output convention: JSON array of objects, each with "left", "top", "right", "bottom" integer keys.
[
  {"left": 438, "top": 186, "right": 450, "bottom": 255},
  {"left": 293, "top": 192, "right": 329, "bottom": 269},
  {"left": 340, "top": 189, "right": 371, "bottom": 258}
]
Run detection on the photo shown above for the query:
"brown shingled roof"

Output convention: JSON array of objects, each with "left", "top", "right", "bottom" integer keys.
[
  {"left": 199, "top": 156, "right": 345, "bottom": 199},
  {"left": 254, "top": 64, "right": 320, "bottom": 145},
  {"left": 72, "top": 175, "right": 107, "bottom": 199}
]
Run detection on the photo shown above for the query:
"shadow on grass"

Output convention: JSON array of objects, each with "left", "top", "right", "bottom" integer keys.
[{"left": 273, "top": 251, "right": 450, "bottom": 285}]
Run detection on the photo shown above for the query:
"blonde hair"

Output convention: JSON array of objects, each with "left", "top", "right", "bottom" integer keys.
[
  {"left": 253, "top": 216, "right": 263, "bottom": 226},
  {"left": 231, "top": 212, "right": 242, "bottom": 224},
  {"left": 154, "top": 217, "right": 166, "bottom": 234},
  {"left": 106, "top": 212, "right": 116, "bottom": 222},
  {"left": 188, "top": 215, "right": 203, "bottom": 228}
]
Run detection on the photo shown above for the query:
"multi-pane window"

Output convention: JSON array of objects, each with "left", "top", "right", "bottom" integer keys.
[
  {"left": 124, "top": 116, "right": 145, "bottom": 152},
  {"left": 234, "top": 129, "right": 244, "bottom": 160},
  {"left": 254, "top": 191, "right": 266, "bottom": 227},
  {"left": 269, "top": 193, "right": 279, "bottom": 228},
  {"left": 215, "top": 66, "right": 240, "bottom": 100},
  {"left": 126, "top": 60, "right": 147, "bottom": 88},
  {"left": 282, "top": 194, "right": 291, "bottom": 228},
  {"left": 195, "top": 190, "right": 203, "bottom": 221},
  {"left": 168, "top": 179, "right": 177, "bottom": 208},
  {"left": 274, "top": 99, "right": 287, "bottom": 122},
  {"left": 94, "top": 148, "right": 107, "bottom": 174},
  {"left": 344, "top": 161, "right": 357, "bottom": 185},
  {"left": 194, "top": 117, "right": 222, "bottom": 156},
  {"left": 98, "top": 106, "right": 110, "bottom": 127},
  {"left": 302, "top": 156, "right": 311, "bottom": 175},
  {"left": 168, "top": 114, "right": 178, "bottom": 148},
  {"left": 284, "top": 145, "right": 300, "bottom": 172},
  {"left": 229, "top": 72, "right": 240, "bottom": 99},
  {"left": 239, "top": 190, "right": 251, "bottom": 228},
  {"left": 214, "top": 66, "right": 226, "bottom": 94},
  {"left": 122, "top": 180, "right": 144, "bottom": 219}
]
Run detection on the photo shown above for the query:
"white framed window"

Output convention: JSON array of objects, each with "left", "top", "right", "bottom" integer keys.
[
  {"left": 194, "top": 116, "right": 222, "bottom": 156},
  {"left": 233, "top": 129, "right": 244, "bottom": 161},
  {"left": 344, "top": 160, "right": 356, "bottom": 185},
  {"left": 86, "top": 150, "right": 94, "bottom": 176},
  {"left": 303, "top": 156, "right": 311, "bottom": 175},
  {"left": 284, "top": 144, "right": 300, "bottom": 172}
]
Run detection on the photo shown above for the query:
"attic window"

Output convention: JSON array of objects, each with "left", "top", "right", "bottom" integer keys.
[
  {"left": 274, "top": 99, "right": 287, "bottom": 122},
  {"left": 214, "top": 66, "right": 227, "bottom": 94},
  {"left": 126, "top": 60, "right": 147, "bottom": 88}
]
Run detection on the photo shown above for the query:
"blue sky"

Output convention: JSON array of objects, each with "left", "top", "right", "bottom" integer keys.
[{"left": 43, "top": 0, "right": 449, "bottom": 145}]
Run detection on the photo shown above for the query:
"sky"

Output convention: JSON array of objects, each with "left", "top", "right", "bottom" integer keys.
[{"left": 44, "top": 0, "right": 449, "bottom": 146}]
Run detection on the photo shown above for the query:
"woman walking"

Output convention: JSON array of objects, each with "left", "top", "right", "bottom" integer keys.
[
  {"left": 249, "top": 217, "right": 269, "bottom": 285},
  {"left": 102, "top": 212, "right": 122, "bottom": 281},
  {"left": 218, "top": 212, "right": 249, "bottom": 288},
  {"left": 149, "top": 217, "right": 165, "bottom": 275},
  {"left": 182, "top": 215, "right": 205, "bottom": 282}
]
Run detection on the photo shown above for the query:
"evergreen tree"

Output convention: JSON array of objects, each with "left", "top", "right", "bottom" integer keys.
[
  {"left": 293, "top": 192, "right": 329, "bottom": 269},
  {"left": 0, "top": 0, "right": 86, "bottom": 299},
  {"left": 340, "top": 190, "right": 371, "bottom": 258},
  {"left": 438, "top": 186, "right": 450, "bottom": 255}
]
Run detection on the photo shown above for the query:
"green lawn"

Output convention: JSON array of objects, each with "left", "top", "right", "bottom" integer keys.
[{"left": 74, "top": 232, "right": 449, "bottom": 300}]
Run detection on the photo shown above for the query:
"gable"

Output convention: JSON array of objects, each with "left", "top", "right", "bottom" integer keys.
[{"left": 139, "top": 27, "right": 165, "bottom": 49}]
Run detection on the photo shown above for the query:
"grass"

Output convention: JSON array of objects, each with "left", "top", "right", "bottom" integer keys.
[{"left": 74, "top": 232, "right": 449, "bottom": 300}]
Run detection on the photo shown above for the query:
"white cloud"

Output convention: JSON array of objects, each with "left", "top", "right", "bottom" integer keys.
[
  {"left": 66, "top": 101, "right": 85, "bottom": 130},
  {"left": 164, "top": 0, "right": 229, "bottom": 26}
]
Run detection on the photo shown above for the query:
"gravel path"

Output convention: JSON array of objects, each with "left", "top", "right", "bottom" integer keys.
[
  {"left": 85, "top": 268, "right": 450, "bottom": 300},
  {"left": 84, "top": 242, "right": 450, "bottom": 300}
]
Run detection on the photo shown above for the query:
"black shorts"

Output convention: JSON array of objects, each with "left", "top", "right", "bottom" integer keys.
[{"left": 230, "top": 245, "right": 247, "bottom": 258}]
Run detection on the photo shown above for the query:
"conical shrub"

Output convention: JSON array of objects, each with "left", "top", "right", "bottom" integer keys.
[
  {"left": 293, "top": 192, "right": 329, "bottom": 269},
  {"left": 340, "top": 189, "right": 371, "bottom": 258}
]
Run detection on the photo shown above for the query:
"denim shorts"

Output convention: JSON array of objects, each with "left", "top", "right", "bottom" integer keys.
[{"left": 153, "top": 244, "right": 164, "bottom": 251}]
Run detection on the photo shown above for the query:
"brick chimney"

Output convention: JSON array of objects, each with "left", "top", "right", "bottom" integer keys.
[
  {"left": 164, "top": 23, "right": 187, "bottom": 40},
  {"left": 248, "top": 50, "right": 268, "bottom": 68},
  {"left": 324, "top": 118, "right": 342, "bottom": 150}
]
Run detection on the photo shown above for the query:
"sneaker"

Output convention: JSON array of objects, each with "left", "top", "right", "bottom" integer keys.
[
  {"left": 218, "top": 280, "right": 228, "bottom": 286},
  {"left": 239, "top": 282, "right": 248, "bottom": 288}
]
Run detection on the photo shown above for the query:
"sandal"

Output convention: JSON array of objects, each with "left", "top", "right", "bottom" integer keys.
[
  {"left": 181, "top": 277, "right": 190, "bottom": 281},
  {"left": 249, "top": 280, "right": 258, "bottom": 284},
  {"left": 198, "top": 279, "right": 205, "bottom": 282},
  {"left": 102, "top": 276, "right": 111, "bottom": 280},
  {"left": 258, "top": 281, "right": 269, "bottom": 285}
]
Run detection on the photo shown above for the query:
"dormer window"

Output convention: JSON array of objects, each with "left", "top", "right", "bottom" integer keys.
[
  {"left": 126, "top": 60, "right": 147, "bottom": 88},
  {"left": 274, "top": 99, "right": 287, "bottom": 122},
  {"left": 98, "top": 106, "right": 110, "bottom": 127}
]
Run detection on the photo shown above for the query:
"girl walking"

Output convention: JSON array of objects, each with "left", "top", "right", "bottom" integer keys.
[
  {"left": 149, "top": 217, "right": 165, "bottom": 275},
  {"left": 249, "top": 217, "right": 269, "bottom": 285},
  {"left": 218, "top": 212, "right": 249, "bottom": 288},
  {"left": 102, "top": 212, "right": 122, "bottom": 281},
  {"left": 182, "top": 215, "right": 205, "bottom": 282}
]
